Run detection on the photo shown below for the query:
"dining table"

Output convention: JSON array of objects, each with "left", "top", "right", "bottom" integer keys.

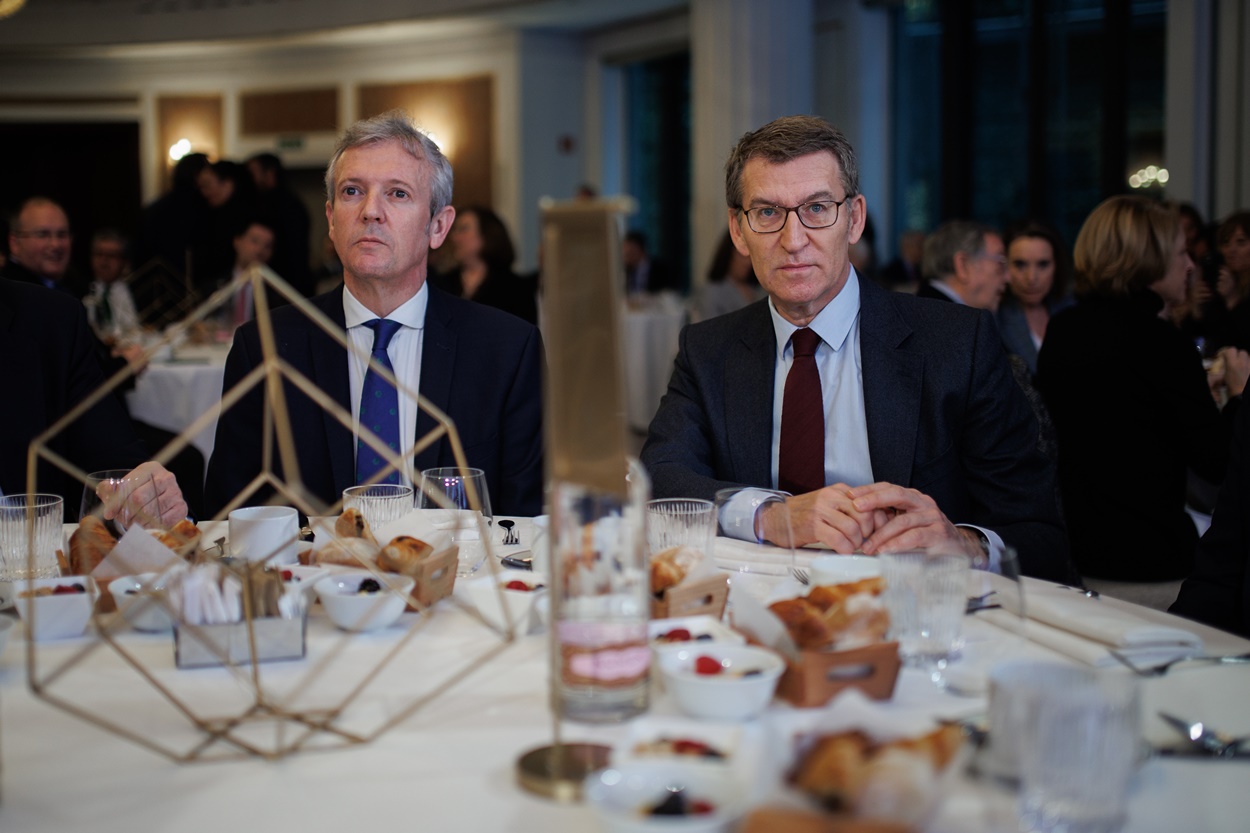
[
  {"left": 621, "top": 299, "right": 687, "bottom": 433},
  {"left": 125, "top": 342, "right": 231, "bottom": 463},
  {"left": 1, "top": 523, "right": 1248, "bottom": 833}
]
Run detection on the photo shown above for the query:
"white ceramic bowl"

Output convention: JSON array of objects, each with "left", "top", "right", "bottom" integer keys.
[
  {"left": 315, "top": 571, "right": 414, "bottom": 632},
  {"left": 459, "top": 572, "right": 546, "bottom": 634},
  {"left": 13, "top": 576, "right": 98, "bottom": 640},
  {"left": 109, "top": 573, "right": 174, "bottom": 632},
  {"left": 584, "top": 761, "right": 742, "bottom": 833},
  {"left": 809, "top": 554, "right": 881, "bottom": 586},
  {"left": 658, "top": 643, "right": 784, "bottom": 721}
]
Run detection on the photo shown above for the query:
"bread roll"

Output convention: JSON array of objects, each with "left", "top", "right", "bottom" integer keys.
[
  {"left": 376, "top": 535, "right": 435, "bottom": 575},
  {"left": 335, "top": 508, "right": 376, "bottom": 545},
  {"left": 156, "top": 518, "right": 202, "bottom": 556},
  {"left": 69, "top": 516, "right": 117, "bottom": 575},
  {"left": 769, "top": 598, "right": 837, "bottom": 650}
]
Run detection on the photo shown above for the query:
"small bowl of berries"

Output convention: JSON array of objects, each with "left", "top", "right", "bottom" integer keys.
[
  {"left": 584, "top": 761, "right": 742, "bottom": 833},
  {"left": 459, "top": 571, "right": 547, "bottom": 635},
  {"left": 314, "top": 570, "right": 415, "bottom": 632},
  {"left": 658, "top": 643, "right": 784, "bottom": 721},
  {"left": 13, "top": 576, "right": 99, "bottom": 641}
]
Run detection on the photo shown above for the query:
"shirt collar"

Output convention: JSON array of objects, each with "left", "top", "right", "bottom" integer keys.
[
  {"left": 929, "top": 280, "right": 966, "bottom": 304},
  {"left": 343, "top": 281, "right": 428, "bottom": 330},
  {"left": 768, "top": 266, "right": 861, "bottom": 358}
]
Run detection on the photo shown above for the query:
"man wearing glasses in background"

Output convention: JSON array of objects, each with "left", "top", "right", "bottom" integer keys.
[
  {"left": 4, "top": 197, "right": 87, "bottom": 298},
  {"left": 917, "top": 220, "right": 1009, "bottom": 311},
  {"left": 640, "top": 115, "right": 1071, "bottom": 582}
]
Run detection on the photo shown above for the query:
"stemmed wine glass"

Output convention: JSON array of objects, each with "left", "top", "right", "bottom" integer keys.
[{"left": 418, "top": 467, "right": 493, "bottom": 577}]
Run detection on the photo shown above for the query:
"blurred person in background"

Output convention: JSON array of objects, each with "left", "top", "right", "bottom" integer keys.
[
  {"left": 1037, "top": 196, "right": 1250, "bottom": 608},
  {"left": 996, "top": 220, "right": 1074, "bottom": 378},
  {"left": 247, "top": 152, "right": 314, "bottom": 300},
  {"left": 622, "top": 229, "right": 678, "bottom": 296},
  {"left": 1214, "top": 211, "right": 1250, "bottom": 350},
  {"left": 4, "top": 197, "right": 86, "bottom": 298},
  {"left": 690, "top": 229, "right": 764, "bottom": 322},
  {"left": 194, "top": 160, "right": 256, "bottom": 294},
  {"left": 917, "top": 220, "right": 1008, "bottom": 312},
  {"left": 880, "top": 229, "right": 925, "bottom": 291},
  {"left": 432, "top": 205, "right": 536, "bottom": 324},
  {"left": 84, "top": 229, "right": 140, "bottom": 343}
]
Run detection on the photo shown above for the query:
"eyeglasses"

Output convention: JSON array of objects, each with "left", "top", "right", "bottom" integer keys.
[
  {"left": 739, "top": 199, "right": 848, "bottom": 234},
  {"left": 16, "top": 229, "right": 71, "bottom": 242}
]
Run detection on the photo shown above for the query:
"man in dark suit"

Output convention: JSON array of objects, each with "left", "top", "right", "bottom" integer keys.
[
  {"left": 204, "top": 111, "right": 543, "bottom": 518},
  {"left": 640, "top": 115, "right": 1069, "bottom": 581},
  {"left": 0, "top": 278, "right": 188, "bottom": 525},
  {"left": 4, "top": 197, "right": 87, "bottom": 298},
  {"left": 918, "top": 220, "right": 1008, "bottom": 310},
  {"left": 1170, "top": 401, "right": 1250, "bottom": 637}
]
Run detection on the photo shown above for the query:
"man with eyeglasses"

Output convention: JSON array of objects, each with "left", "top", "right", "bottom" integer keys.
[
  {"left": 4, "top": 197, "right": 87, "bottom": 298},
  {"left": 640, "top": 115, "right": 1071, "bottom": 581},
  {"left": 918, "top": 220, "right": 1009, "bottom": 312}
]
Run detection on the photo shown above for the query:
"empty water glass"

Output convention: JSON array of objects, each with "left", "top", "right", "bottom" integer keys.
[
  {"left": 343, "top": 484, "right": 415, "bottom": 531},
  {"left": 0, "top": 494, "right": 65, "bottom": 581},
  {"left": 879, "top": 551, "right": 970, "bottom": 674},
  {"left": 646, "top": 498, "right": 716, "bottom": 558}
]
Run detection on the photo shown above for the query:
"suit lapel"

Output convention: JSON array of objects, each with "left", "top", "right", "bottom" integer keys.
[
  {"left": 857, "top": 277, "right": 924, "bottom": 486},
  {"left": 725, "top": 302, "right": 775, "bottom": 488},
  {"left": 414, "top": 286, "right": 456, "bottom": 473},
  {"left": 309, "top": 287, "right": 355, "bottom": 491}
]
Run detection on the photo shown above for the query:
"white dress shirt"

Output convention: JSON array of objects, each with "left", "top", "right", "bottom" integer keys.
[
  {"left": 725, "top": 267, "right": 1004, "bottom": 570},
  {"left": 344, "top": 283, "right": 426, "bottom": 489},
  {"left": 86, "top": 280, "right": 140, "bottom": 338}
]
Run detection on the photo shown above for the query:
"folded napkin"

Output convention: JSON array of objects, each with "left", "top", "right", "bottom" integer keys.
[{"left": 981, "top": 579, "right": 1203, "bottom": 668}]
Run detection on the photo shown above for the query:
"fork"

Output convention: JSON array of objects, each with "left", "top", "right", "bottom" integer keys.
[
  {"left": 1158, "top": 712, "right": 1250, "bottom": 757},
  {"left": 790, "top": 566, "right": 810, "bottom": 586},
  {"left": 1109, "top": 650, "right": 1250, "bottom": 677}
]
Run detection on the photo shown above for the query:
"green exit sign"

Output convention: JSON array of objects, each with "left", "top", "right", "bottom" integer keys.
[{"left": 276, "top": 136, "right": 304, "bottom": 151}]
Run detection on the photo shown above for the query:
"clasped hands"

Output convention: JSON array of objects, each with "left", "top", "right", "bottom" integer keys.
[{"left": 762, "top": 481, "right": 983, "bottom": 560}]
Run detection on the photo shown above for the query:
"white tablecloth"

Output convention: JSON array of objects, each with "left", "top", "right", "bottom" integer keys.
[
  {"left": 622, "top": 305, "right": 686, "bottom": 433},
  {"left": 1, "top": 536, "right": 1248, "bottom": 832},
  {"left": 125, "top": 344, "right": 229, "bottom": 462}
]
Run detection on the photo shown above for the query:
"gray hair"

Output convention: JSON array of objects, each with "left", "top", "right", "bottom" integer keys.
[
  {"left": 923, "top": 220, "right": 995, "bottom": 280},
  {"left": 724, "top": 115, "right": 860, "bottom": 209},
  {"left": 324, "top": 109, "right": 454, "bottom": 216}
]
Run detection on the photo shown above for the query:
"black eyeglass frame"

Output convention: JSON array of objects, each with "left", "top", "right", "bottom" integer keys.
[{"left": 737, "top": 198, "right": 850, "bottom": 234}]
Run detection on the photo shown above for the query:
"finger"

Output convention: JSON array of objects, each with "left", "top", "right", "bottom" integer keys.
[{"left": 860, "top": 509, "right": 939, "bottom": 554}]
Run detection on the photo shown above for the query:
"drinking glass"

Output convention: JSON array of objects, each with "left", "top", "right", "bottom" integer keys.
[
  {"left": 879, "top": 551, "right": 970, "bottom": 677},
  {"left": 81, "top": 468, "right": 162, "bottom": 532},
  {"left": 418, "top": 467, "right": 492, "bottom": 577},
  {"left": 1017, "top": 672, "right": 1140, "bottom": 833},
  {"left": 0, "top": 494, "right": 65, "bottom": 583},
  {"left": 342, "top": 484, "right": 415, "bottom": 531},
  {"left": 646, "top": 498, "right": 715, "bottom": 559}
]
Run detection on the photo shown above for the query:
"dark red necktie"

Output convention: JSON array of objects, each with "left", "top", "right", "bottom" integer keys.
[{"left": 778, "top": 327, "right": 825, "bottom": 495}]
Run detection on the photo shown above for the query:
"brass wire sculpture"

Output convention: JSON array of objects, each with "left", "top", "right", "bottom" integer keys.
[{"left": 22, "top": 264, "right": 517, "bottom": 762}]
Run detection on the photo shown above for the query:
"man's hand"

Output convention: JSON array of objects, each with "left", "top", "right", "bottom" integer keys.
[
  {"left": 846, "top": 481, "right": 982, "bottom": 559},
  {"left": 775, "top": 484, "right": 889, "bottom": 551},
  {"left": 97, "top": 462, "right": 188, "bottom": 530}
]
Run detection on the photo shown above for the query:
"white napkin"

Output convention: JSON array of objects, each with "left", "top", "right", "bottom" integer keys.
[{"left": 980, "top": 579, "right": 1203, "bottom": 667}]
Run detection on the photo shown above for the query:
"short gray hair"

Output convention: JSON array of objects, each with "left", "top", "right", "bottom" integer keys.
[
  {"left": 324, "top": 109, "right": 454, "bottom": 216},
  {"left": 724, "top": 115, "right": 860, "bottom": 209},
  {"left": 923, "top": 220, "right": 995, "bottom": 280}
]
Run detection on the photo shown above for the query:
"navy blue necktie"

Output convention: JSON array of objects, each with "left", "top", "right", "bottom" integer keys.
[{"left": 356, "top": 318, "right": 404, "bottom": 485}]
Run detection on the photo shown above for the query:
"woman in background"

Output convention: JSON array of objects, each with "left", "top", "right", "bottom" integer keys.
[
  {"left": 996, "top": 220, "right": 1073, "bottom": 377},
  {"left": 1037, "top": 196, "right": 1250, "bottom": 606},
  {"left": 690, "top": 230, "right": 765, "bottom": 322},
  {"left": 1215, "top": 211, "right": 1250, "bottom": 349},
  {"left": 434, "top": 206, "right": 537, "bottom": 324}
]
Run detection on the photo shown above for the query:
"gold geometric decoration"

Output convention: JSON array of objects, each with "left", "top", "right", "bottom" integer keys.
[{"left": 25, "top": 264, "right": 515, "bottom": 762}]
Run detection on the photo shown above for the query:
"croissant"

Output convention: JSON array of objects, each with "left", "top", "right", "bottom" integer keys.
[
  {"left": 69, "top": 515, "right": 117, "bottom": 575},
  {"left": 335, "top": 508, "right": 377, "bottom": 545}
]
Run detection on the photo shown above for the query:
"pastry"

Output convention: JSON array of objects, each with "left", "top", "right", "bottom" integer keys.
[
  {"left": 769, "top": 597, "right": 837, "bottom": 650},
  {"left": 650, "top": 551, "right": 687, "bottom": 596},
  {"left": 156, "top": 518, "right": 202, "bottom": 555},
  {"left": 335, "top": 508, "right": 377, "bottom": 545},
  {"left": 69, "top": 515, "right": 117, "bottom": 575},
  {"left": 376, "top": 535, "right": 435, "bottom": 575},
  {"left": 792, "top": 731, "right": 873, "bottom": 810},
  {"left": 315, "top": 536, "right": 379, "bottom": 568}
]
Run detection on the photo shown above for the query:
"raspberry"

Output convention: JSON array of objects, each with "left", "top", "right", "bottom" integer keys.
[
  {"left": 694, "top": 655, "right": 722, "bottom": 675},
  {"left": 281, "top": 570, "right": 294, "bottom": 581},
  {"left": 689, "top": 800, "right": 715, "bottom": 815},
  {"left": 671, "top": 739, "right": 709, "bottom": 756},
  {"left": 504, "top": 580, "right": 531, "bottom": 591},
  {"left": 662, "top": 628, "right": 692, "bottom": 642}
]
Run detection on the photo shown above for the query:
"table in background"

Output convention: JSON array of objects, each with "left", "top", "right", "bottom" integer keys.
[
  {"left": 1, "top": 535, "right": 1248, "bottom": 832},
  {"left": 621, "top": 301, "right": 686, "bottom": 433},
  {"left": 125, "top": 343, "right": 229, "bottom": 462}
]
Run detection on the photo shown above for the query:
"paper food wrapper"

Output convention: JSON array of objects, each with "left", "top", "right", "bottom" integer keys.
[
  {"left": 732, "top": 584, "right": 803, "bottom": 662},
  {"left": 90, "top": 525, "right": 183, "bottom": 581}
]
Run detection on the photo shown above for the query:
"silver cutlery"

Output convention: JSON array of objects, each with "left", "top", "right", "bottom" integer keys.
[
  {"left": 965, "top": 590, "right": 999, "bottom": 614},
  {"left": 1158, "top": 712, "right": 1250, "bottom": 758},
  {"left": 790, "top": 566, "right": 810, "bottom": 585},
  {"left": 1055, "top": 584, "right": 1101, "bottom": 599},
  {"left": 1109, "top": 650, "right": 1250, "bottom": 677}
]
